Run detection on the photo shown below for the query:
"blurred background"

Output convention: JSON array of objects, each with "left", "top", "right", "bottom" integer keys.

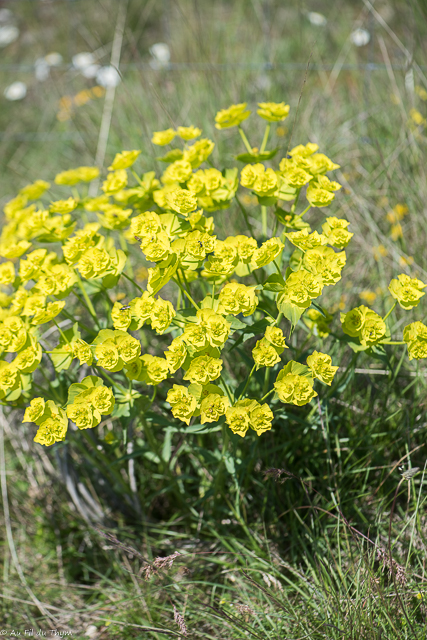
[{"left": 2, "top": 0, "right": 427, "bottom": 637}]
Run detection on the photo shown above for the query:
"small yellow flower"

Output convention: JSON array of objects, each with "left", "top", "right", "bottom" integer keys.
[
  {"left": 388, "top": 274, "right": 426, "bottom": 309},
  {"left": 359, "top": 290, "right": 377, "bottom": 305},
  {"left": 177, "top": 125, "right": 202, "bottom": 140},
  {"left": 50, "top": 197, "right": 77, "bottom": 215},
  {"left": 399, "top": 256, "right": 414, "bottom": 268},
  {"left": 152, "top": 128, "right": 176, "bottom": 145},
  {"left": 108, "top": 150, "right": 141, "bottom": 171},
  {"left": 410, "top": 108, "right": 426, "bottom": 126},
  {"left": 390, "top": 223, "right": 403, "bottom": 241},
  {"left": 102, "top": 170, "right": 128, "bottom": 194},
  {"left": 372, "top": 245, "right": 388, "bottom": 261},
  {"left": 257, "top": 101, "right": 290, "bottom": 122},
  {"left": 215, "top": 103, "right": 251, "bottom": 129}
]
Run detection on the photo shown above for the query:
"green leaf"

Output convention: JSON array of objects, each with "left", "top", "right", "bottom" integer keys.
[
  {"left": 277, "top": 301, "right": 304, "bottom": 327},
  {"left": 157, "top": 149, "right": 184, "bottom": 162},
  {"left": 235, "top": 148, "right": 278, "bottom": 163},
  {"left": 263, "top": 273, "right": 285, "bottom": 292},
  {"left": 256, "top": 195, "right": 278, "bottom": 206},
  {"left": 162, "top": 427, "right": 173, "bottom": 463},
  {"left": 227, "top": 316, "right": 247, "bottom": 331}
]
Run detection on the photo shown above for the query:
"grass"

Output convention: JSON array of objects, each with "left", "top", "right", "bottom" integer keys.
[{"left": 2, "top": 0, "right": 427, "bottom": 637}]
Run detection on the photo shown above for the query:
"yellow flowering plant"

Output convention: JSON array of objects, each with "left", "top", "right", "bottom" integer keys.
[{"left": 0, "top": 101, "right": 423, "bottom": 466}]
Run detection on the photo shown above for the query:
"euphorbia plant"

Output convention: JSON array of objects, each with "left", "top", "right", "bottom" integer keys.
[{"left": 0, "top": 100, "right": 424, "bottom": 447}]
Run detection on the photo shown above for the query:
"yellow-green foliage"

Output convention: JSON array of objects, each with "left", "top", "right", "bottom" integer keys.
[{"left": 0, "top": 101, "right": 424, "bottom": 446}]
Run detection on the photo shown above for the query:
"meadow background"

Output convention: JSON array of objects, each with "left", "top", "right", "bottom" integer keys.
[{"left": 2, "top": 0, "right": 427, "bottom": 637}]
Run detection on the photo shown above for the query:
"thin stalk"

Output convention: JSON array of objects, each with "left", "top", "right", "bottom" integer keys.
[
  {"left": 235, "top": 194, "right": 257, "bottom": 239},
  {"left": 77, "top": 277, "right": 97, "bottom": 318},
  {"left": 238, "top": 126, "right": 253, "bottom": 154},
  {"left": 262, "top": 367, "right": 270, "bottom": 397},
  {"left": 261, "top": 205, "right": 268, "bottom": 238},
  {"left": 260, "top": 123, "right": 271, "bottom": 153},
  {"left": 122, "top": 271, "right": 144, "bottom": 294},
  {"left": 296, "top": 204, "right": 311, "bottom": 218},
  {"left": 383, "top": 301, "right": 397, "bottom": 322},
  {"left": 260, "top": 388, "right": 274, "bottom": 403},
  {"left": 220, "top": 376, "right": 234, "bottom": 404},
  {"left": 275, "top": 312, "right": 283, "bottom": 327},
  {"left": 237, "top": 364, "right": 256, "bottom": 400},
  {"left": 382, "top": 340, "right": 405, "bottom": 345},
  {"left": 290, "top": 188, "right": 302, "bottom": 213},
  {"left": 173, "top": 277, "right": 199, "bottom": 311}
]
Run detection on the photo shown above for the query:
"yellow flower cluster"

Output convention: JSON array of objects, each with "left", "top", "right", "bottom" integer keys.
[{"left": 0, "top": 100, "right": 418, "bottom": 449}]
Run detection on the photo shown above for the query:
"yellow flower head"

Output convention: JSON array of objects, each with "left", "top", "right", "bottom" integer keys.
[
  {"left": 200, "top": 393, "right": 229, "bottom": 424},
  {"left": 162, "top": 160, "right": 193, "bottom": 184},
  {"left": 306, "top": 184, "right": 335, "bottom": 208},
  {"left": 20, "top": 180, "right": 50, "bottom": 200},
  {"left": 274, "top": 367, "right": 317, "bottom": 406},
  {"left": 50, "top": 198, "right": 77, "bottom": 215},
  {"left": 389, "top": 274, "right": 426, "bottom": 310},
  {"left": 252, "top": 237, "right": 284, "bottom": 269},
  {"left": 285, "top": 229, "right": 327, "bottom": 251},
  {"left": 404, "top": 322, "right": 427, "bottom": 360},
  {"left": 167, "top": 385, "right": 198, "bottom": 425},
  {"left": 152, "top": 128, "right": 176, "bottom": 145},
  {"left": 183, "top": 355, "right": 223, "bottom": 385},
  {"left": 166, "top": 188, "right": 198, "bottom": 216},
  {"left": 177, "top": 125, "right": 202, "bottom": 140},
  {"left": 55, "top": 166, "right": 99, "bottom": 186},
  {"left": 0, "top": 262, "right": 15, "bottom": 286},
  {"left": 257, "top": 101, "right": 290, "bottom": 122},
  {"left": 215, "top": 103, "right": 251, "bottom": 129},
  {"left": 108, "top": 150, "right": 141, "bottom": 171},
  {"left": 218, "top": 282, "right": 258, "bottom": 317},
  {"left": 252, "top": 337, "right": 282, "bottom": 369},
  {"left": 102, "top": 170, "right": 128, "bottom": 194},
  {"left": 306, "top": 351, "right": 338, "bottom": 385},
  {"left": 341, "top": 305, "right": 386, "bottom": 347}
]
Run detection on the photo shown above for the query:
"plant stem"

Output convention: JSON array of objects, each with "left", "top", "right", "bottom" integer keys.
[
  {"left": 260, "top": 388, "right": 274, "bottom": 403},
  {"left": 173, "top": 277, "right": 199, "bottom": 311},
  {"left": 238, "top": 126, "right": 253, "bottom": 154},
  {"left": 275, "top": 312, "right": 283, "bottom": 327},
  {"left": 383, "top": 301, "right": 397, "bottom": 322},
  {"left": 296, "top": 204, "right": 311, "bottom": 218},
  {"left": 77, "top": 277, "right": 97, "bottom": 318},
  {"left": 237, "top": 364, "right": 256, "bottom": 400},
  {"left": 122, "top": 271, "right": 144, "bottom": 294},
  {"left": 260, "top": 123, "right": 271, "bottom": 153},
  {"left": 220, "top": 376, "right": 234, "bottom": 404},
  {"left": 235, "top": 195, "right": 256, "bottom": 239},
  {"left": 261, "top": 205, "right": 268, "bottom": 238}
]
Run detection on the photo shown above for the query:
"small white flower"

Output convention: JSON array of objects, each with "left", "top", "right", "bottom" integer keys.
[
  {"left": 4, "top": 81, "right": 27, "bottom": 101},
  {"left": 149, "top": 42, "right": 170, "bottom": 69},
  {"left": 350, "top": 28, "right": 371, "bottom": 47},
  {"left": 0, "top": 25, "right": 19, "bottom": 47},
  {"left": 150, "top": 42, "right": 170, "bottom": 63},
  {"left": 81, "top": 64, "right": 100, "bottom": 79},
  {"left": 72, "top": 52, "right": 95, "bottom": 70},
  {"left": 84, "top": 626, "right": 97, "bottom": 638},
  {"left": 307, "top": 12, "right": 327, "bottom": 27},
  {"left": 45, "top": 52, "right": 63, "bottom": 66},
  {"left": 96, "top": 65, "right": 121, "bottom": 88},
  {"left": 35, "top": 57, "right": 50, "bottom": 82}
]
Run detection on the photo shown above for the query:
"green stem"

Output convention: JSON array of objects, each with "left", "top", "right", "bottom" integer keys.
[
  {"left": 77, "top": 277, "right": 97, "bottom": 318},
  {"left": 173, "top": 277, "right": 199, "bottom": 311},
  {"left": 382, "top": 340, "right": 406, "bottom": 345},
  {"left": 296, "top": 204, "right": 311, "bottom": 218},
  {"left": 260, "top": 123, "right": 271, "bottom": 153},
  {"left": 261, "top": 205, "right": 268, "bottom": 238},
  {"left": 131, "top": 170, "right": 143, "bottom": 185},
  {"left": 238, "top": 126, "right": 253, "bottom": 154},
  {"left": 220, "top": 376, "right": 234, "bottom": 404},
  {"left": 291, "top": 188, "right": 302, "bottom": 213},
  {"left": 383, "top": 301, "right": 397, "bottom": 322},
  {"left": 273, "top": 260, "right": 282, "bottom": 276},
  {"left": 260, "top": 388, "right": 275, "bottom": 403},
  {"left": 275, "top": 312, "right": 283, "bottom": 327},
  {"left": 122, "top": 271, "right": 144, "bottom": 294},
  {"left": 52, "top": 319, "right": 71, "bottom": 345},
  {"left": 262, "top": 366, "right": 270, "bottom": 397},
  {"left": 237, "top": 364, "right": 256, "bottom": 400},
  {"left": 235, "top": 195, "right": 257, "bottom": 240}
]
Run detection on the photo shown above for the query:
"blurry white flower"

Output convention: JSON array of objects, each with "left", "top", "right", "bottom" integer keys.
[
  {"left": 0, "top": 25, "right": 19, "bottom": 47},
  {"left": 81, "top": 64, "right": 100, "bottom": 79},
  {"left": 350, "top": 28, "right": 370, "bottom": 47},
  {"left": 72, "top": 52, "right": 95, "bottom": 70},
  {"left": 84, "top": 626, "right": 97, "bottom": 638},
  {"left": 0, "top": 9, "right": 13, "bottom": 23},
  {"left": 307, "top": 12, "right": 327, "bottom": 27},
  {"left": 149, "top": 42, "right": 170, "bottom": 69},
  {"left": 96, "top": 66, "right": 121, "bottom": 88},
  {"left": 4, "top": 81, "right": 27, "bottom": 101},
  {"left": 35, "top": 57, "right": 50, "bottom": 82},
  {"left": 45, "top": 52, "right": 63, "bottom": 66}
]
